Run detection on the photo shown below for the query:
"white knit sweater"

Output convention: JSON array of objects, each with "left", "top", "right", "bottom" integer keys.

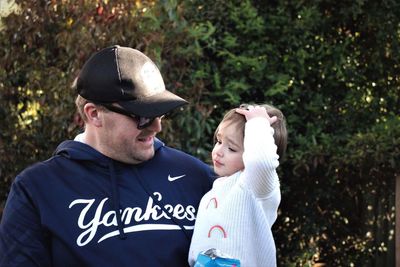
[{"left": 188, "top": 117, "right": 281, "bottom": 267}]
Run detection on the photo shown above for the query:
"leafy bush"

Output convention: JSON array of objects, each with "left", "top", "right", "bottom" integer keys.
[{"left": 1, "top": 0, "right": 399, "bottom": 265}]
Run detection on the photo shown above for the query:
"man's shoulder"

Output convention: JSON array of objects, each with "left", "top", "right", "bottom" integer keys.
[
  {"left": 15, "top": 152, "right": 75, "bottom": 184},
  {"left": 153, "top": 145, "right": 215, "bottom": 182},
  {"left": 157, "top": 145, "right": 208, "bottom": 166}
]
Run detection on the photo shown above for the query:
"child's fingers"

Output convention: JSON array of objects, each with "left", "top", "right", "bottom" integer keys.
[
  {"left": 236, "top": 106, "right": 278, "bottom": 125},
  {"left": 235, "top": 108, "right": 249, "bottom": 115},
  {"left": 236, "top": 106, "right": 268, "bottom": 120}
]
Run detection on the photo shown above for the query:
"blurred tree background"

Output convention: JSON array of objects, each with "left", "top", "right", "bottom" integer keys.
[{"left": 0, "top": 0, "right": 399, "bottom": 266}]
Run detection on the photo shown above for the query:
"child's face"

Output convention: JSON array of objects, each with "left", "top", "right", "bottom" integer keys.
[{"left": 212, "top": 121, "right": 244, "bottom": 177}]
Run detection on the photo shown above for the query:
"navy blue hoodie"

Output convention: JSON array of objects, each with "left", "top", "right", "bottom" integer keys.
[{"left": 0, "top": 139, "right": 215, "bottom": 267}]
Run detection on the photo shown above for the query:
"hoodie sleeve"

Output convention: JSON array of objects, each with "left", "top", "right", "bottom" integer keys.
[{"left": 0, "top": 175, "right": 51, "bottom": 267}]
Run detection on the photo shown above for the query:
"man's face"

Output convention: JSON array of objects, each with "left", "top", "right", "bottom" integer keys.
[{"left": 99, "top": 109, "right": 163, "bottom": 164}]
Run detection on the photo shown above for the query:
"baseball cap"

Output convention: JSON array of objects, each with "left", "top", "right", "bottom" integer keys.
[{"left": 75, "top": 45, "right": 188, "bottom": 117}]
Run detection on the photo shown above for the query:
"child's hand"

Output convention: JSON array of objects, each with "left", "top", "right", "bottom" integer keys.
[{"left": 235, "top": 105, "right": 277, "bottom": 125}]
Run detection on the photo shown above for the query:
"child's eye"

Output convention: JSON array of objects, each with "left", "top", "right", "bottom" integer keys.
[{"left": 229, "top": 147, "right": 237, "bottom": 152}]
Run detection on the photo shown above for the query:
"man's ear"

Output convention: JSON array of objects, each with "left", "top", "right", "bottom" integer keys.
[{"left": 83, "top": 103, "right": 103, "bottom": 127}]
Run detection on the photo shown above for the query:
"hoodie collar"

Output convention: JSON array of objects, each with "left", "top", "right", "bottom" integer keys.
[{"left": 54, "top": 138, "right": 164, "bottom": 163}]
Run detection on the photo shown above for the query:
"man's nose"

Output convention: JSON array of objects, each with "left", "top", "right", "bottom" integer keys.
[{"left": 146, "top": 117, "right": 162, "bottom": 132}]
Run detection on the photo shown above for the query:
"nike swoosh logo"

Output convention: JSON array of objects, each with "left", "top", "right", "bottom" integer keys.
[{"left": 168, "top": 174, "right": 186, "bottom": 182}]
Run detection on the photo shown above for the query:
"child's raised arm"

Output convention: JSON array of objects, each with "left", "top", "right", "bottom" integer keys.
[{"left": 238, "top": 105, "right": 280, "bottom": 199}]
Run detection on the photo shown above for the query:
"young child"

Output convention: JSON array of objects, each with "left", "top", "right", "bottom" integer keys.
[{"left": 188, "top": 104, "right": 287, "bottom": 267}]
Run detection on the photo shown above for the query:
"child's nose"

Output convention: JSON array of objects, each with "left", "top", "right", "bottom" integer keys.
[{"left": 215, "top": 147, "right": 223, "bottom": 157}]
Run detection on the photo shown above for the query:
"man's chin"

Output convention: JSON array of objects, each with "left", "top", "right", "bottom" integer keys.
[{"left": 135, "top": 149, "right": 155, "bottom": 163}]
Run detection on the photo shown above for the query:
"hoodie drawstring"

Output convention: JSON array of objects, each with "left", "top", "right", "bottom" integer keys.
[{"left": 109, "top": 160, "right": 127, "bottom": 240}]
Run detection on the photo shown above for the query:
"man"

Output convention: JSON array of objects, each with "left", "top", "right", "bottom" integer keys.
[{"left": 0, "top": 45, "right": 215, "bottom": 266}]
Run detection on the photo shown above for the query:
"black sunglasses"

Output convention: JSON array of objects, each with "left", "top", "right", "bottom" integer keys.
[{"left": 99, "top": 103, "right": 162, "bottom": 129}]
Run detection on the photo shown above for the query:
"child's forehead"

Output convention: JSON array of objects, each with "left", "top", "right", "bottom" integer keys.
[
  {"left": 217, "top": 121, "right": 244, "bottom": 140},
  {"left": 218, "top": 120, "right": 238, "bottom": 130},
  {"left": 219, "top": 117, "right": 243, "bottom": 130}
]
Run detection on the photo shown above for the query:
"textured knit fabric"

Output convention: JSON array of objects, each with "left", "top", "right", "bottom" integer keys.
[
  {"left": 188, "top": 117, "right": 281, "bottom": 267},
  {"left": 0, "top": 139, "right": 215, "bottom": 267}
]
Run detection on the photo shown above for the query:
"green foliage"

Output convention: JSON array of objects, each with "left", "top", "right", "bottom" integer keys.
[{"left": 1, "top": 0, "right": 399, "bottom": 265}]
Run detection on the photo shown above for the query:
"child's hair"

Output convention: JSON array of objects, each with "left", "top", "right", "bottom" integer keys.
[{"left": 213, "top": 103, "right": 288, "bottom": 159}]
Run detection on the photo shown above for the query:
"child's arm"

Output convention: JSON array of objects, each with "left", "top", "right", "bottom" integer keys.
[{"left": 236, "top": 106, "right": 280, "bottom": 199}]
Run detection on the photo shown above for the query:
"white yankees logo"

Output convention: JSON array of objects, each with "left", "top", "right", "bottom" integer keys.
[{"left": 69, "top": 192, "right": 196, "bottom": 246}]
